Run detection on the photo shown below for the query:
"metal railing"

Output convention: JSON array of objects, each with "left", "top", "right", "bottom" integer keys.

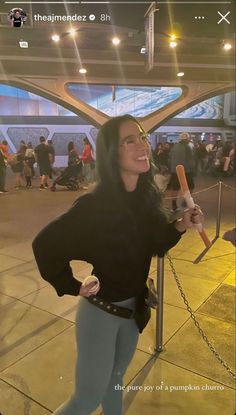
[{"left": 154, "top": 181, "right": 235, "bottom": 371}]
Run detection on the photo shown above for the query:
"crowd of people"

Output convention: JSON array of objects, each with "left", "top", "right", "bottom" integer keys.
[
  {"left": 152, "top": 133, "right": 235, "bottom": 211},
  {"left": 0, "top": 136, "right": 96, "bottom": 194},
  {"left": 0, "top": 133, "right": 235, "bottom": 197},
  {"left": 152, "top": 134, "right": 235, "bottom": 178}
]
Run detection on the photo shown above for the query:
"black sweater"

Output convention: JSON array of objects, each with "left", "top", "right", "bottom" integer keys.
[{"left": 32, "top": 186, "right": 182, "bottom": 302}]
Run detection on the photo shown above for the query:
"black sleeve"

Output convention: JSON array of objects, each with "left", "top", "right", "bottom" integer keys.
[
  {"left": 32, "top": 194, "right": 94, "bottom": 297},
  {"left": 153, "top": 220, "right": 184, "bottom": 257}
]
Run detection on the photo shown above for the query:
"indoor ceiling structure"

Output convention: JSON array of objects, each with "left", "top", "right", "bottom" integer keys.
[
  {"left": 0, "top": 0, "right": 235, "bottom": 129},
  {"left": 0, "top": 0, "right": 235, "bottom": 81}
]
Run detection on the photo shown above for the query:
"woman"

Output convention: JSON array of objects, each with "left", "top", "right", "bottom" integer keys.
[
  {"left": 0, "top": 140, "right": 9, "bottom": 193},
  {"left": 153, "top": 142, "right": 163, "bottom": 169},
  {"left": 67, "top": 141, "right": 83, "bottom": 187},
  {"left": 79, "top": 137, "right": 95, "bottom": 185},
  {"left": 11, "top": 143, "right": 27, "bottom": 189},
  {"left": 68, "top": 141, "right": 79, "bottom": 169},
  {"left": 194, "top": 141, "right": 208, "bottom": 174},
  {"left": 32, "top": 115, "right": 203, "bottom": 415},
  {"left": 25, "top": 142, "right": 36, "bottom": 179}
]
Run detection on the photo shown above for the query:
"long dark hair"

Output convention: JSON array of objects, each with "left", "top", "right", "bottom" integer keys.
[
  {"left": 95, "top": 114, "right": 169, "bottom": 222},
  {"left": 18, "top": 143, "right": 27, "bottom": 155},
  {"left": 68, "top": 141, "right": 74, "bottom": 152}
]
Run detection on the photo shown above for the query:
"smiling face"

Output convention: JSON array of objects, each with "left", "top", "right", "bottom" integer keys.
[{"left": 118, "top": 119, "right": 151, "bottom": 191}]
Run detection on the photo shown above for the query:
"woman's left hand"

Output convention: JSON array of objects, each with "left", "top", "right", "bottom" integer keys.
[{"left": 175, "top": 205, "right": 204, "bottom": 232}]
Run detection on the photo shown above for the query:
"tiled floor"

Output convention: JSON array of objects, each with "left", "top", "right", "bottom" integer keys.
[{"left": 0, "top": 175, "right": 235, "bottom": 414}]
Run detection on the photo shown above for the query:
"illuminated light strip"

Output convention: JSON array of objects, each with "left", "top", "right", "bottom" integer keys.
[
  {"left": 80, "top": 1, "right": 232, "bottom": 3},
  {"left": 81, "top": 1, "right": 152, "bottom": 2},
  {"left": 4, "top": 1, "right": 232, "bottom": 3},
  {"left": 4, "top": 1, "right": 80, "bottom": 3}
]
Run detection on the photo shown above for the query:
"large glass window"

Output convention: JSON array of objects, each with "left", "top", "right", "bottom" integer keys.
[
  {"left": 0, "top": 84, "right": 76, "bottom": 116},
  {"left": 66, "top": 84, "right": 183, "bottom": 117},
  {"left": 174, "top": 95, "right": 224, "bottom": 119},
  {"left": 0, "top": 85, "right": 231, "bottom": 121}
]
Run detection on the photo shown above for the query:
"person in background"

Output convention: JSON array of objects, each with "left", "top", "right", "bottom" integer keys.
[
  {"left": 11, "top": 143, "right": 26, "bottom": 189},
  {"left": 35, "top": 136, "right": 52, "bottom": 190},
  {"left": 206, "top": 142, "right": 214, "bottom": 153},
  {"left": 47, "top": 139, "right": 56, "bottom": 179},
  {"left": 0, "top": 140, "right": 9, "bottom": 192},
  {"left": 205, "top": 140, "right": 217, "bottom": 174},
  {"left": 230, "top": 141, "right": 236, "bottom": 176},
  {"left": 162, "top": 142, "right": 171, "bottom": 169},
  {"left": 68, "top": 142, "right": 79, "bottom": 168},
  {"left": 67, "top": 142, "right": 86, "bottom": 189},
  {"left": 0, "top": 144, "right": 8, "bottom": 194},
  {"left": 23, "top": 158, "right": 32, "bottom": 189},
  {"left": 153, "top": 142, "right": 171, "bottom": 193},
  {"left": 168, "top": 132, "right": 195, "bottom": 211},
  {"left": 214, "top": 141, "right": 224, "bottom": 171},
  {"left": 222, "top": 141, "right": 234, "bottom": 175},
  {"left": 0, "top": 140, "right": 9, "bottom": 159},
  {"left": 194, "top": 141, "right": 208, "bottom": 174},
  {"left": 79, "top": 137, "right": 94, "bottom": 186},
  {"left": 153, "top": 143, "right": 163, "bottom": 169},
  {"left": 212, "top": 138, "right": 222, "bottom": 152},
  {"left": 25, "top": 142, "right": 36, "bottom": 178},
  {"left": 33, "top": 114, "right": 203, "bottom": 415},
  {"left": 188, "top": 138, "right": 194, "bottom": 152}
]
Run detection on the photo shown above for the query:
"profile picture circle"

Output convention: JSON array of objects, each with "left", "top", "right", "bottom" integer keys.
[{"left": 8, "top": 8, "right": 27, "bottom": 27}]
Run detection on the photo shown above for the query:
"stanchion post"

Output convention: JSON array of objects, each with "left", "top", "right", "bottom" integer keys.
[
  {"left": 156, "top": 256, "right": 165, "bottom": 352},
  {"left": 216, "top": 181, "right": 223, "bottom": 238}
]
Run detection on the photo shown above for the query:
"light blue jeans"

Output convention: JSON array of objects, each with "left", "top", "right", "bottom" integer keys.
[{"left": 53, "top": 296, "right": 139, "bottom": 415}]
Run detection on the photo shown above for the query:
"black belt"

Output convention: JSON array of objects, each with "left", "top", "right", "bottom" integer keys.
[{"left": 87, "top": 295, "right": 135, "bottom": 319}]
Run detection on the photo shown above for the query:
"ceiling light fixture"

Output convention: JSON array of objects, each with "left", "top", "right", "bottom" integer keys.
[
  {"left": 19, "top": 40, "right": 28, "bottom": 48},
  {"left": 169, "top": 41, "right": 177, "bottom": 48},
  {"left": 52, "top": 34, "right": 60, "bottom": 42},
  {"left": 69, "top": 28, "right": 77, "bottom": 36},
  {"left": 79, "top": 68, "right": 87, "bottom": 74},
  {"left": 177, "top": 72, "right": 184, "bottom": 77},
  {"left": 112, "top": 37, "right": 120, "bottom": 46},
  {"left": 223, "top": 42, "right": 232, "bottom": 51}
]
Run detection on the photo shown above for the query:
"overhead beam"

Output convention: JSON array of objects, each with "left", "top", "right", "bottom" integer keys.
[{"left": 0, "top": 75, "right": 234, "bottom": 130}]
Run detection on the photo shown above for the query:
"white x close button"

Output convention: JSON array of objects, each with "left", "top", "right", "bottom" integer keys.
[{"left": 217, "top": 11, "right": 230, "bottom": 24}]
